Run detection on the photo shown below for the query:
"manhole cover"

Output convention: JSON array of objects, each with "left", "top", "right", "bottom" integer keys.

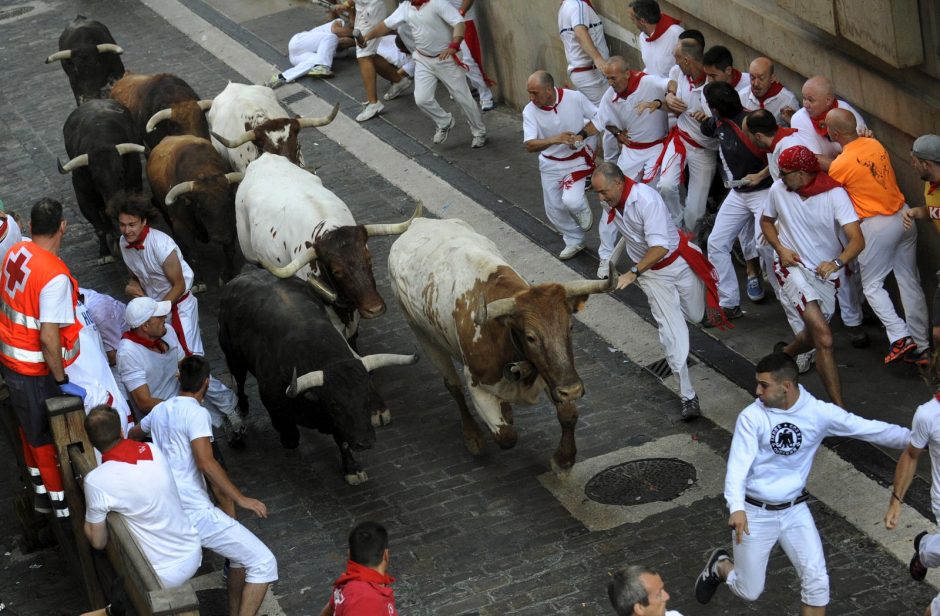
[
  {"left": 0, "top": 6, "right": 34, "bottom": 21},
  {"left": 585, "top": 458, "right": 696, "bottom": 506}
]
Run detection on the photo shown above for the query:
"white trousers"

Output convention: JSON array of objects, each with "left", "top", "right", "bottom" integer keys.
[
  {"left": 635, "top": 256, "right": 705, "bottom": 400},
  {"left": 459, "top": 40, "right": 492, "bottom": 104},
  {"left": 708, "top": 189, "right": 769, "bottom": 308},
  {"left": 154, "top": 548, "right": 202, "bottom": 589},
  {"left": 836, "top": 226, "right": 863, "bottom": 327},
  {"left": 858, "top": 207, "right": 929, "bottom": 350},
  {"left": 283, "top": 30, "right": 339, "bottom": 82},
  {"left": 569, "top": 68, "right": 618, "bottom": 161},
  {"left": 190, "top": 506, "right": 278, "bottom": 584},
  {"left": 540, "top": 168, "right": 589, "bottom": 248},
  {"left": 658, "top": 138, "right": 717, "bottom": 232},
  {"left": 413, "top": 53, "right": 485, "bottom": 137},
  {"left": 920, "top": 531, "right": 940, "bottom": 568},
  {"left": 726, "top": 502, "right": 829, "bottom": 607},
  {"left": 598, "top": 145, "right": 664, "bottom": 261}
]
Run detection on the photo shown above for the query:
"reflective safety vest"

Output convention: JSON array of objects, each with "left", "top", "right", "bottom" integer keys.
[{"left": 0, "top": 241, "right": 81, "bottom": 376}]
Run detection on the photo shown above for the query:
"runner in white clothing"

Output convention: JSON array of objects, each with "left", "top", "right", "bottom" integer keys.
[
  {"left": 524, "top": 71, "right": 599, "bottom": 260},
  {"left": 445, "top": 0, "right": 494, "bottom": 111},
  {"left": 702, "top": 45, "right": 750, "bottom": 99},
  {"left": 627, "top": 0, "right": 683, "bottom": 78},
  {"left": 739, "top": 57, "right": 799, "bottom": 126},
  {"left": 0, "top": 211, "right": 22, "bottom": 261},
  {"left": 695, "top": 352, "right": 911, "bottom": 615},
  {"left": 591, "top": 57, "right": 669, "bottom": 278}
]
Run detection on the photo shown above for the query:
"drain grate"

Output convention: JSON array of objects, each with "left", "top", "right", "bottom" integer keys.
[
  {"left": 585, "top": 458, "right": 696, "bottom": 506},
  {"left": 643, "top": 356, "right": 696, "bottom": 379},
  {"left": 281, "top": 90, "right": 310, "bottom": 105},
  {"left": 0, "top": 5, "right": 34, "bottom": 21}
]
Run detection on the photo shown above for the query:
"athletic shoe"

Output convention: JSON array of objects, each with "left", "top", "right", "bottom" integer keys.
[
  {"left": 356, "top": 101, "right": 384, "bottom": 122},
  {"left": 597, "top": 259, "right": 610, "bottom": 280},
  {"left": 573, "top": 207, "right": 593, "bottom": 231},
  {"left": 470, "top": 134, "right": 487, "bottom": 149},
  {"left": 267, "top": 73, "right": 287, "bottom": 89},
  {"left": 885, "top": 336, "right": 916, "bottom": 364},
  {"left": 383, "top": 76, "right": 412, "bottom": 101},
  {"left": 480, "top": 99, "right": 495, "bottom": 112},
  {"left": 911, "top": 531, "right": 928, "bottom": 581},
  {"left": 433, "top": 116, "right": 455, "bottom": 144},
  {"left": 702, "top": 305, "right": 742, "bottom": 328},
  {"left": 307, "top": 65, "right": 333, "bottom": 78},
  {"left": 847, "top": 325, "right": 870, "bottom": 348},
  {"left": 796, "top": 349, "right": 816, "bottom": 374},
  {"left": 746, "top": 275, "right": 765, "bottom": 302},
  {"left": 695, "top": 548, "right": 730, "bottom": 604},
  {"left": 904, "top": 349, "right": 931, "bottom": 366},
  {"left": 558, "top": 244, "right": 585, "bottom": 260},
  {"left": 680, "top": 396, "right": 701, "bottom": 421}
]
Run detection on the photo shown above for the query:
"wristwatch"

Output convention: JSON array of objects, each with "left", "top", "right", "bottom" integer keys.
[
  {"left": 832, "top": 258, "right": 844, "bottom": 269},
  {"left": 630, "top": 265, "right": 641, "bottom": 277}
]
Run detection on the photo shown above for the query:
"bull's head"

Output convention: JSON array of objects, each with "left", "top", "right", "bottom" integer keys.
[
  {"left": 260, "top": 202, "right": 423, "bottom": 318},
  {"left": 146, "top": 100, "right": 213, "bottom": 140},
  {"left": 286, "top": 353, "right": 418, "bottom": 450},
  {"left": 46, "top": 44, "right": 125, "bottom": 105},
  {"left": 473, "top": 265, "right": 616, "bottom": 403},
  {"left": 57, "top": 143, "right": 145, "bottom": 210}
]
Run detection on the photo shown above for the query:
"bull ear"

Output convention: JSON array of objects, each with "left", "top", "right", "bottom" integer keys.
[
  {"left": 286, "top": 367, "right": 324, "bottom": 397},
  {"left": 46, "top": 49, "right": 72, "bottom": 63}
]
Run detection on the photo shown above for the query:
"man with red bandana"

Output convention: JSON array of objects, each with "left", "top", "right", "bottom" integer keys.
[
  {"left": 628, "top": 0, "right": 683, "bottom": 78},
  {"left": 739, "top": 57, "right": 798, "bottom": 126},
  {"left": 760, "top": 145, "right": 865, "bottom": 407},
  {"left": 320, "top": 521, "right": 398, "bottom": 616},
  {"left": 903, "top": 134, "right": 940, "bottom": 349}
]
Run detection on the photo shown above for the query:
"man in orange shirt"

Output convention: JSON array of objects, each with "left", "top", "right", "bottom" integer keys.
[{"left": 826, "top": 109, "right": 929, "bottom": 364}]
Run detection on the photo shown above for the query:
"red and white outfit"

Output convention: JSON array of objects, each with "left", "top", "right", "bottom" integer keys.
[
  {"left": 740, "top": 82, "right": 799, "bottom": 125},
  {"left": 329, "top": 561, "right": 399, "bottom": 615},
  {"left": 283, "top": 20, "right": 342, "bottom": 82},
  {"left": 906, "top": 395, "right": 940, "bottom": 607},
  {"left": 659, "top": 66, "right": 719, "bottom": 231},
  {"left": 0, "top": 215, "right": 22, "bottom": 261},
  {"left": 523, "top": 87, "right": 597, "bottom": 250},
  {"left": 84, "top": 440, "right": 202, "bottom": 588},
  {"left": 591, "top": 72, "right": 669, "bottom": 262},
  {"left": 445, "top": 0, "right": 493, "bottom": 108},
  {"left": 638, "top": 14, "right": 683, "bottom": 78}
]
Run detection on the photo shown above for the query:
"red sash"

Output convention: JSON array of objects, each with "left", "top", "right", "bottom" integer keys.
[
  {"left": 461, "top": 20, "right": 494, "bottom": 86},
  {"left": 545, "top": 148, "right": 596, "bottom": 190},
  {"left": 652, "top": 233, "right": 730, "bottom": 329},
  {"left": 169, "top": 292, "right": 193, "bottom": 357}
]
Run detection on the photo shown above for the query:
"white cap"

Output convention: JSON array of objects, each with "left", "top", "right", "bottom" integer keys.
[{"left": 125, "top": 297, "right": 171, "bottom": 329}]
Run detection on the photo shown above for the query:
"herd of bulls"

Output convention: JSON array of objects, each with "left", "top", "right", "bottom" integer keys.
[{"left": 50, "top": 15, "right": 618, "bottom": 486}]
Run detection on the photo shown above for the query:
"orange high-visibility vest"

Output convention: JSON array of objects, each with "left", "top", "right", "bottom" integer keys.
[{"left": 0, "top": 241, "right": 81, "bottom": 376}]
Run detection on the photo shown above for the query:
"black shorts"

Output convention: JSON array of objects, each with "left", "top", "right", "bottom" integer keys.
[{"left": 0, "top": 365, "right": 59, "bottom": 447}]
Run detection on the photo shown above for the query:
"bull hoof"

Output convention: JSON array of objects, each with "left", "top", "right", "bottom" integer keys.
[
  {"left": 370, "top": 409, "right": 392, "bottom": 427},
  {"left": 97, "top": 255, "right": 114, "bottom": 265},
  {"left": 463, "top": 431, "right": 486, "bottom": 456},
  {"left": 191, "top": 282, "right": 208, "bottom": 294},
  {"left": 344, "top": 470, "right": 369, "bottom": 485},
  {"left": 550, "top": 456, "right": 574, "bottom": 479}
]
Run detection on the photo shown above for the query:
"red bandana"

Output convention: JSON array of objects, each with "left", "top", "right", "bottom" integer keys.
[
  {"left": 410, "top": 0, "right": 430, "bottom": 6},
  {"left": 768, "top": 126, "right": 797, "bottom": 152},
  {"left": 729, "top": 68, "right": 743, "bottom": 88},
  {"left": 928, "top": 181, "right": 940, "bottom": 196},
  {"left": 810, "top": 99, "right": 839, "bottom": 137},
  {"left": 606, "top": 178, "right": 637, "bottom": 224},
  {"left": 538, "top": 88, "right": 564, "bottom": 113},
  {"left": 334, "top": 561, "right": 395, "bottom": 588},
  {"left": 644, "top": 13, "right": 681, "bottom": 42},
  {"left": 755, "top": 81, "right": 784, "bottom": 107},
  {"left": 687, "top": 72, "right": 705, "bottom": 88},
  {"left": 102, "top": 439, "right": 154, "bottom": 465},
  {"left": 613, "top": 72, "right": 646, "bottom": 101},
  {"left": 121, "top": 330, "right": 169, "bottom": 353},
  {"left": 124, "top": 224, "right": 150, "bottom": 250}
]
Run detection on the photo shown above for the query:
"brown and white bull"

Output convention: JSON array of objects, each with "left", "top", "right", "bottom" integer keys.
[
  {"left": 388, "top": 218, "right": 614, "bottom": 474},
  {"left": 110, "top": 72, "right": 212, "bottom": 150},
  {"left": 46, "top": 16, "right": 125, "bottom": 105},
  {"left": 208, "top": 83, "right": 338, "bottom": 173},
  {"left": 146, "top": 135, "right": 243, "bottom": 285}
]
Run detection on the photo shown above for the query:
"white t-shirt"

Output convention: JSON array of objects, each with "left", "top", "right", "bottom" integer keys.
[
  {"left": 789, "top": 99, "right": 866, "bottom": 159},
  {"left": 385, "top": 0, "right": 462, "bottom": 57},
  {"left": 639, "top": 23, "right": 683, "bottom": 78},
  {"left": 740, "top": 84, "right": 800, "bottom": 125},
  {"left": 608, "top": 182, "right": 680, "bottom": 263},
  {"left": 39, "top": 274, "right": 76, "bottom": 325},
  {"left": 767, "top": 129, "right": 815, "bottom": 181},
  {"left": 558, "top": 0, "right": 608, "bottom": 72},
  {"left": 140, "top": 396, "right": 215, "bottom": 512},
  {"left": 0, "top": 216, "right": 22, "bottom": 263},
  {"left": 84, "top": 442, "right": 201, "bottom": 578},
  {"left": 668, "top": 65, "right": 717, "bottom": 150},
  {"left": 445, "top": 0, "right": 475, "bottom": 21},
  {"left": 523, "top": 88, "right": 597, "bottom": 173},
  {"left": 592, "top": 76, "right": 669, "bottom": 144},
  {"left": 117, "top": 326, "right": 184, "bottom": 402},
  {"left": 119, "top": 228, "right": 194, "bottom": 300},
  {"left": 79, "top": 288, "right": 127, "bottom": 354},
  {"left": 763, "top": 180, "right": 858, "bottom": 272},
  {"left": 354, "top": 0, "right": 387, "bottom": 30},
  {"left": 909, "top": 397, "right": 940, "bottom": 518}
]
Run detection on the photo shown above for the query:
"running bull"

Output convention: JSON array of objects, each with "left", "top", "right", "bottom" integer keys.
[
  {"left": 110, "top": 72, "right": 212, "bottom": 150},
  {"left": 46, "top": 15, "right": 125, "bottom": 105}
]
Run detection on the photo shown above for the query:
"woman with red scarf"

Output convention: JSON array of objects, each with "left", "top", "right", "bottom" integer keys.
[{"left": 320, "top": 521, "right": 398, "bottom": 616}]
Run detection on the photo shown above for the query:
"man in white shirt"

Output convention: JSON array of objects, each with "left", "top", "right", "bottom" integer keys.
[
  {"left": 446, "top": 0, "right": 494, "bottom": 111},
  {"left": 608, "top": 564, "right": 683, "bottom": 616},
  {"left": 627, "top": 0, "right": 683, "bottom": 78},
  {"left": 131, "top": 356, "right": 276, "bottom": 616},
  {"left": 362, "top": 0, "right": 486, "bottom": 149},
  {"left": 695, "top": 352, "right": 910, "bottom": 614},
  {"left": 591, "top": 56, "right": 669, "bottom": 278},
  {"left": 760, "top": 145, "right": 865, "bottom": 408},
  {"left": 523, "top": 70, "right": 598, "bottom": 261},
  {"left": 702, "top": 45, "right": 750, "bottom": 99},
  {"left": 0, "top": 209, "right": 22, "bottom": 260},
  {"left": 739, "top": 57, "right": 799, "bottom": 126},
  {"left": 83, "top": 405, "right": 201, "bottom": 588}
]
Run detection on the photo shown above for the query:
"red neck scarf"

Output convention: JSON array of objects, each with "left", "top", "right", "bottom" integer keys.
[
  {"left": 755, "top": 81, "right": 784, "bottom": 107},
  {"left": 613, "top": 72, "right": 646, "bottom": 101},
  {"left": 410, "top": 0, "right": 430, "bottom": 6},
  {"left": 790, "top": 172, "right": 842, "bottom": 198},
  {"left": 538, "top": 88, "right": 564, "bottom": 113},
  {"left": 729, "top": 68, "right": 743, "bottom": 88},
  {"left": 121, "top": 330, "right": 169, "bottom": 353},
  {"left": 645, "top": 13, "right": 681, "bottom": 42},
  {"left": 768, "top": 126, "right": 797, "bottom": 152},
  {"left": 810, "top": 99, "right": 839, "bottom": 137},
  {"left": 334, "top": 561, "right": 395, "bottom": 588},
  {"left": 606, "top": 178, "right": 637, "bottom": 224},
  {"left": 102, "top": 439, "right": 154, "bottom": 465},
  {"left": 928, "top": 181, "right": 940, "bottom": 196},
  {"left": 125, "top": 224, "right": 150, "bottom": 250},
  {"left": 717, "top": 116, "right": 765, "bottom": 158},
  {"left": 687, "top": 71, "right": 705, "bottom": 88}
]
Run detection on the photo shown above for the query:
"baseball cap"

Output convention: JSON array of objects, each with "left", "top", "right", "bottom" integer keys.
[
  {"left": 912, "top": 134, "right": 940, "bottom": 163},
  {"left": 125, "top": 297, "right": 171, "bottom": 329}
]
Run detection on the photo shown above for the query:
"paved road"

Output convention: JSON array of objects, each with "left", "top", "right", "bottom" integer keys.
[{"left": 0, "top": 0, "right": 936, "bottom": 614}]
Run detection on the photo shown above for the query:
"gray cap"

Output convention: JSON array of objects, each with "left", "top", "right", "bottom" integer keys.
[{"left": 913, "top": 134, "right": 940, "bottom": 163}]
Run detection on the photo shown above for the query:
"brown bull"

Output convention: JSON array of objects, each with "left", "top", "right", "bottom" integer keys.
[{"left": 111, "top": 72, "right": 212, "bottom": 150}]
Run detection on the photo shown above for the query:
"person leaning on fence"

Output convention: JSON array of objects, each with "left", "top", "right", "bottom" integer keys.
[
  {"left": 83, "top": 405, "right": 202, "bottom": 589},
  {"left": 319, "top": 521, "right": 398, "bottom": 616}
]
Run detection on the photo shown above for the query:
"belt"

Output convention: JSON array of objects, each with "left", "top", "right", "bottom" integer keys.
[
  {"left": 570, "top": 64, "right": 596, "bottom": 73},
  {"left": 745, "top": 491, "right": 809, "bottom": 511},
  {"left": 625, "top": 136, "right": 667, "bottom": 150}
]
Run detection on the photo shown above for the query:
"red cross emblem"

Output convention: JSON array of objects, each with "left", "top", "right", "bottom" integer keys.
[{"left": 4, "top": 247, "right": 32, "bottom": 297}]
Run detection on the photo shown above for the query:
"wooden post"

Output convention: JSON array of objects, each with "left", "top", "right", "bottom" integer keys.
[{"left": 46, "top": 394, "right": 106, "bottom": 609}]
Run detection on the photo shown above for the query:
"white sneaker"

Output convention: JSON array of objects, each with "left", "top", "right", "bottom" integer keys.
[
  {"left": 480, "top": 99, "right": 495, "bottom": 111},
  {"left": 470, "top": 134, "right": 487, "bottom": 149},
  {"left": 796, "top": 349, "right": 816, "bottom": 374},
  {"left": 383, "top": 76, "right": 412, "bottom": 100},
  {"left": 573, "top": 207, "right": 593, "bottom": 231},
  {"left": 307, "top": 65, "right": 334, "bottom": 78},
  {"left": 596, "top": 259, "right": 610, "bottom": 279},
  {"left": 558, "top": 244, "right": 585, "bottom": 260},
  {"left": 433, "top": 116, "right": 455, "bottom": 144},
  {"left": 356, "top": 101, "right": 384, "bottom": 122}
]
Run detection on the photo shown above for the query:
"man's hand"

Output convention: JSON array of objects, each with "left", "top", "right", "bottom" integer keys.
[
  {"left": 634, "top": 101, "right": 659, "bottom": 115},
  {"left": 237, "top": 495, "right": 268, "bottom": 518},
  {"left": 556, "top": 131, "right": 577, "bottom": 146},
  {"left": 664, "top": 93, "right": 686, "bottom": 114},
  {"left": 616, "top": 271, "right": 637, "bottom": 290},
  {"left": 884, "top": 499, "right": 902, "bottom": 530},
  {"left": 615, "top": 131, "right": 631, "bottom": 147},
  {"left": 857, "top": 126, "right": 874, "bottom": 138},
  {"left": 689, "top": 110, "right": 708, "bottom": 122},
  {"left": 815, "top": 260, "right": 839, "bottom": 280},
  {"left": 740, "top": 173, "right": 763, "bottom": 186},
  {"left": 438, "top": 46, "right": 458, "bottom": 61},
  {"left": 780, "top": 107, "right": 795, "bottom": 124},
  {"left": 903, "top": 207, "right": 928, "bottom": 230},
  {"left": 777, "top": 246, "right": 803, "bottom": 268},
  {"left": 729, "top": 510, "right": 749, "bottom": 544},
  {"left": 125, "top": 279, "right": 145, "bottom": 299}
]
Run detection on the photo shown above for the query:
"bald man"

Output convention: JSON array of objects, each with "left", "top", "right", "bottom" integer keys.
[
  {"left": 739, "top": 57, "right": 798, "bottom": 126},
  {"left": 826, "top": 108, "right": 929, "bottom": 364}
]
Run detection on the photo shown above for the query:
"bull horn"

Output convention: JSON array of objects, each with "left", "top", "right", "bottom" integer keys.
[
  {"left": 286, "top": 367, "right": 323, "bottom": 397},
  {"left": 360, "top": 353, "right": 419, "bottom": 372},
  {"left": 165, "top": 181, "right": 196, "bottom": 205},
  {"left": 211, "top": 129, "right": 256, "bottom": 149},
  {"left": 95, "top": 44, "right": 123, "bottom": 54},
  {"left": 45, "top": 49, "right": 72, "bottom": 63},
  {"left": 57, "top": 154, "right": 89, "bottom": 174},
  {"left": 224, "top": 172, "right": 244, "bottom": 185},
  {"left": 474, "top": 297, "right": 517, "bottom": 326},
  {"left": 259, "top": 245, "right": 318, "bottom": 279},
  {"left": 296, "top": 102, "right": 340, "bottom": 129},
  {"left": 560, "top": 272, "right": 615, "bottom": 297},
  {"left": 305, "top": 274, "right": 338, "bottom": 303},
  {"left": 197, "top": 99, "right": 213, "bottom": 111},
  {"left": 145, "top": 108, "right": 173, "bottom": 133},
  {"left": 362, "top": 202, "right": 423, "bottom": 237},
  {"left": 115, "top": 143, "right": 145, "bottom": 156}
]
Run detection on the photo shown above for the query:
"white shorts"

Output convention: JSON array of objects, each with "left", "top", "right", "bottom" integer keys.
[
  {"left": 189, "top": 506, "right": 278, "bottom": 584},
  {"left": 354, "top": 5, "right": 385, "bottom": 58},
  {"left": 154, "top": 548, "right": 202, "bottom": 588},
  {"left": 774, "top": 262, "right": 837, "bottom": 321}
]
